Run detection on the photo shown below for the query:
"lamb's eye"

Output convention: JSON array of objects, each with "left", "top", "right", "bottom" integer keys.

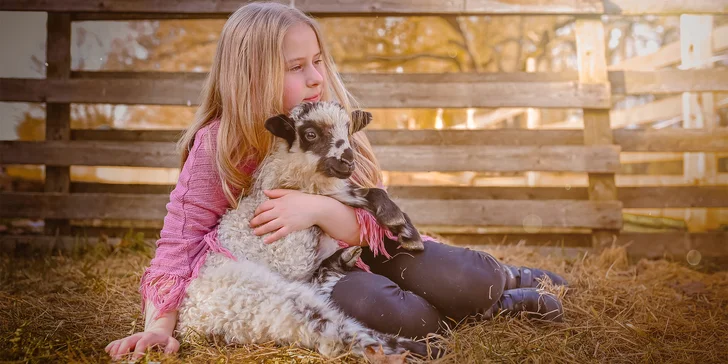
[{"left": 305, "top": 131, "right": 317, "bottom": 141}]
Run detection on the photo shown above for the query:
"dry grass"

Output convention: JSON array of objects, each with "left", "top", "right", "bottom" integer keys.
[{"left": 1, "top": 237, "right": 727, "bottom": 364}]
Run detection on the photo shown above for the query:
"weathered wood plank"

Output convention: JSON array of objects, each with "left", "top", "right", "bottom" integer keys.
[
  {"left": 0, "top": 235, "right": 156, "bottom": 256},
  {"left": 0, "top": 192, "right": 622, "bottom": 229},
  {"left": 550, "top": 93, "right": 728, "bottom": 129},
  {"left": 0, "top": 74, "right": 610, "bottom": 109},
  {"left": 439, "top": 232, "right": 728, "bottom": 258},
  {"left": 610, "top": 95, "right": 684, "bottom": 128},
  {"left": 12, "top": 182, "right": 728, "bottom": 209},
  {"left": 0, "top": 193, "right": 170, "bottom": 220},
  {"left": 613, "top": 129, "right": 728, "bottom": 153},
  {"left": 70, "top": 182, "right": 175, "bottom": 195},
  {"left": 609, "top": 25, "right": 728, "bottom": 71},
  {"left": 0, "top": 141, "right": 179, "bottom": 168},
  {"left": 576, "top": 17, "right": 620, "bottom": 250},
  {"left": 610, "top": 69, "right": 728, "bottom": 94},
  {"left": 387, "top": 186, "right": 728, "bottom": 208},
  {"left": 1, "top": 182, "right": 175, "bottom": 195},
  {"left": 44, "top": 13, "right": 72, "bottom": 236},
  {"left": 4, "top": 232, "right": 726, "bottom": 259},
  {"left": 619, "top": 186, "right": 728, "bottom": 208},
  {"left": 436, "top": 233, "right": 593, "bottom": 247},
  {"left": 620, "top": 232, "right": 728, "bottom": 259},
  {"left": 0, "top": 78, "right": 206, "bottom": 106},
  {"left": 70, "top": 128, "right": 728, "bottom": 153},
  {"left": 387, "top": 186, "right": 589, "bottom": 200},
  {"left": 376, "top": 145, "right": 620, "bottom": 172},
  {"left": 620, "top": 152, "right": 683, "bottom": 164},
  {"left": 1, "top": 141, "right": 620, "bottom": 172},
  {"left": 369, "top": 129, "right": 728, "bottom": 153},
  {"left": 1, "top": 0, "right": 724, "bottom": 16},
  {"left": 341, "top": 72, "right": 610, "bottom": 108},
  {"left": 394, "top": 199, "right": 623, "bottom": 228},
  {"left": 680, "top": 15, "right": 720, "bottom": 233},
  {"left": 72, "top": 129, "right": 183, "bottom": 142},
  {"left": 4, "top": 70, "right": 725, "bottom": 107}
]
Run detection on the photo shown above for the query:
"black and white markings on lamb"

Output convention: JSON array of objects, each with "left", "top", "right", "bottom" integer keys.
[
  {"left": 295, "top": 102, "right": 352, "bottom": 157},
  {"left": 297, "top": 120, "right": 332, "bottom": 157}
]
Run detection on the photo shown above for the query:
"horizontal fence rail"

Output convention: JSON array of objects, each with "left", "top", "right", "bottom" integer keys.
[
  {"left": 1, "top": 73, "right": 611, "bottom": 108},
  {"left": 3, "top": 232, "right": 726, "bottom": 259},
  {"left": 0, "top": 141, "right": 621, "bottom": 172},
  {"left": 3, "top": 70, "right": 728, "bottom": 107},
  {"left": 7, "top": 183, "right": 728, "bottom": 209},
  {"left": 1, "top": 0, "right": 726, "bottom": 16},
  {"left": 439, "top": 232, "right": 728, "bottom": 258},
  {"left": 0, "top": 192, "right": 623, "bottom": 229},
  {"left": 64, "top": 128, "right": 728, "bottom": 152}
]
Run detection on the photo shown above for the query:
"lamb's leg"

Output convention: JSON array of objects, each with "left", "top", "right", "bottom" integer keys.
[
  {"left": 327, "top": 188, "right": 423, "bottom": 251},
  {"left": 292, "top": 295, "right": 437, "bottom": 360}
]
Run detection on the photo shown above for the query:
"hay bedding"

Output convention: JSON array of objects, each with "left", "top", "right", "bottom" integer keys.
[{"left": 1, "top": 238, "right": 727, "bottom": 363}]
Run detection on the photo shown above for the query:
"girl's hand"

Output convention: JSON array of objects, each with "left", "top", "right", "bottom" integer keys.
[
  {"left": 105, "top": 330, "right": 180, "bottom": 361},
  {"left": 250, "top": 189, "right": 323, "bottom": 244}
]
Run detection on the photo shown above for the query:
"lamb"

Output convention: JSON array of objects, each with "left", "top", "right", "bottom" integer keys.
[
  {"left": 216, "top": 100, "right": 423, "bottom": 282},
  {"left": 177, "top": 101, "right": 436, "bottom": 361}
]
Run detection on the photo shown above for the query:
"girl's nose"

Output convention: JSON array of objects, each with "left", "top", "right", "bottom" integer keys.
[{"left": 306, "top": 66, "right": 323, "bottom": 87}]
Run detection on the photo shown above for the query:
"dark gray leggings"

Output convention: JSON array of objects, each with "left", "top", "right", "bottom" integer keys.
[{"left": 330, "top": 238, "right": 507, "bottom": 338}]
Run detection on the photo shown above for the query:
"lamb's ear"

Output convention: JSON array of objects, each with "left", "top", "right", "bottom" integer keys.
[
  {"left": 350, "top": 110, "right": 372, "bottom": 133},
  {"left": 264, "top": 114, "right": 296, "bottom": 147}
]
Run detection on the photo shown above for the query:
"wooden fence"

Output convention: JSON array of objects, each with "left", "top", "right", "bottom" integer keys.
[{"left": 1, "top": 0, "right": 727, "bottom": 259}]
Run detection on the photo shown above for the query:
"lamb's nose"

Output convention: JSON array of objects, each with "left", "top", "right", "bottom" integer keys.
[{"left": 340, "top": 149, "right": 354, "bottom": 165}]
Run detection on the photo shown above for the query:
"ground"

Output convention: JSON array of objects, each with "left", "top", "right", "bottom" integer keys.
[{"left": 1, "top": 236, "right": 727, "bottom": 363}]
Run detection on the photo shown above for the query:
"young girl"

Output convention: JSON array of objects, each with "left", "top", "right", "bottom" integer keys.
[{"left": 105, "top": 2, "right": 567, "bottom": 360}]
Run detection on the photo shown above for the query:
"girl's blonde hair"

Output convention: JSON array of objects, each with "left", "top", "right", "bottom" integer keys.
[{"left": 177, "top": 2, "right": 382, "bottom": 208}]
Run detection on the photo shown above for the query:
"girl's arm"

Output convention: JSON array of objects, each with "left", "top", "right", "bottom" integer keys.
[
  {"left": 252, "top": 189, "right": 399, "bottom": 256},
  {"left": 312, "top": 194, "right": 365, "bottom": 246},
  {"left": 107, "top": 121, "right": 231, "bottom": 360},
  {"left": 251, "top": 189, "right": 364, "bottom": 246},
  {"left": 105, "top": 302, "right": 180, "bottom": 360},
  {"left": 144, "top": 301, "right": 178, "bottom": 334}
]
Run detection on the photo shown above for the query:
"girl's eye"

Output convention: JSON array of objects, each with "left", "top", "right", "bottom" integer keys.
[
  {"left": 289, "top": 65, "right": 302, "bottom": 72},
  {"left": 305, "top": 131, "right": 317, "bottom": 141},
  {"left": 314, "top": 59, "right": 323, "bottom": 65}
]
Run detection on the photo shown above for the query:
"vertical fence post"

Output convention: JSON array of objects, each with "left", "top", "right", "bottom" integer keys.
[
  {"left": 575, "top": 17, "right": 620, "bottom": 250},
  {"left": 680, "top": 15, "right": 719, "bottom": 232},
  {"left": 44, "top": 13, "right": 72, "bottom": 235},
  {"left": 525, "top": 57, "right": 542, "bottom": 187}
]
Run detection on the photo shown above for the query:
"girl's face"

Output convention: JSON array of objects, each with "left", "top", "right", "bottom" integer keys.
[{"left": 282, "top": 23, "right": 326, "bottom": 113}]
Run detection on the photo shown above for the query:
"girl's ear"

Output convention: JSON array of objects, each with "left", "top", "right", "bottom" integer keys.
[
  {"left": 351, "top": 110, "right": 372, "bottom": 133},
  {"left": 264, "top": 114, "right": 296, "bottom": 147}
]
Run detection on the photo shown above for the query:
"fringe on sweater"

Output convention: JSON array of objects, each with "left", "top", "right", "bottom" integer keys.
[{"left": 139, "top": 229, "right": 237, "bottom": 320}]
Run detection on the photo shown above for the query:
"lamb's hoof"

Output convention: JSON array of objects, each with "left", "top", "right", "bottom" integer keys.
[
  {"left": 341, "top": 246, "right": 363, "bottom": 268},
  {"left": 364, "top": 345, "right": 409, "bottom": 364},
  {"left": 398, "top": 234, "right": 424, "bottom": 251},
  {"left": 399, "top": 239, "right": 424, "bottom": 251}
]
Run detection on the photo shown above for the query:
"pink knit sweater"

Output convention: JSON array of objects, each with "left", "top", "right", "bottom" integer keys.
[{"left": 139, "top": 119, "right": 407, "bottom": 318}]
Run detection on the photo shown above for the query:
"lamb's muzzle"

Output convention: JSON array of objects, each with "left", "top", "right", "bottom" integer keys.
[{"left": 320, "top": 148, "right": 355, "bottom": 178}]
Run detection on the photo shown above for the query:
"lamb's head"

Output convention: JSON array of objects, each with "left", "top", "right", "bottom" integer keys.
[{"left": 264, "top": 101, "right": 372, "bottom": 180}]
